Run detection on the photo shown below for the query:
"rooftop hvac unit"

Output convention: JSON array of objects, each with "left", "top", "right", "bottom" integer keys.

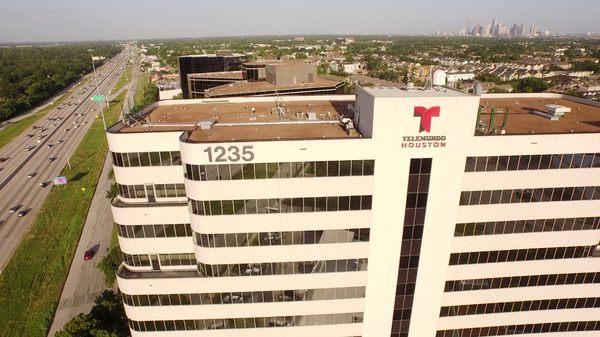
[
  {"left": 197, "top": 120, "right": 215, "bottom": 130},
  {"left": 307, "top": 111, "right": 318, "bottom": 120},
  {"left": 545, "top": 104, "right": 571, "bottom": 116}
]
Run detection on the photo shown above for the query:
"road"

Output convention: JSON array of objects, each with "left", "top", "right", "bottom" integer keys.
[
  {"left": 0, "top": 47, "right": 129, "bottom": 271},
  {"left": 47, "top": 50, "right": 142, "bottom": 336}
]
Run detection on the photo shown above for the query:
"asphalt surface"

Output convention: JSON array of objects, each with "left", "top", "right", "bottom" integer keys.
[
  {"left": 47, "top": 50, "right": 142, "bottom": 337},
  {"left": 0, "top": 48, "right": 129, "bottom": 271}
]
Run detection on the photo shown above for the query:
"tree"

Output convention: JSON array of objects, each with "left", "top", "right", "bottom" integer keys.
[
  {"left": 98, "top": 245, "right": 122, "bottom": 287},
  {"left": 512, "top": 78, "right": 549, "bottom": 93},
  {"left": 55, "top": 291, "right": 128, "bottom": 337}
]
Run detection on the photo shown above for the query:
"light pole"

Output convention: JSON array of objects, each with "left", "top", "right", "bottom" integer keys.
[{"left": 88, "top": 48, "right": 107, "bottom": 130}]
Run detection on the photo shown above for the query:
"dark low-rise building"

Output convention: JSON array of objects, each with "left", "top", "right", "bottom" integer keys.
[
  {"left": 186, "top": 60, "right": 344, "bottom": 99},
  {"left": 178, "top": 51, "right": 247, "bottom": 98}
]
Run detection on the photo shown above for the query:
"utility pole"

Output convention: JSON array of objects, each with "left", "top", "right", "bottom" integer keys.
[
  {"left": 88, "top": 49, "right": 107, "bottom": 130},
  {"left": 64, "top": 147, "right": 72, "bottom": 170}
]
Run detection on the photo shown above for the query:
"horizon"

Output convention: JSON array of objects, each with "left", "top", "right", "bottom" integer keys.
[{"left": 0, "top": 0, "right": 599, "bottom": 43}]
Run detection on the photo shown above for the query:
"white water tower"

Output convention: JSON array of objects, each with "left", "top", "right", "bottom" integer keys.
[{"left": 432, "top": 70, "right": 447, "bottom": 86}]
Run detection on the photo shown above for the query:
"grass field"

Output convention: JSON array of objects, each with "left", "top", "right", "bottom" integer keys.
[
  {"left": 0, "top": 78, "right": 89, "bottom": 151},
  {"left": 0, "top": 92, "right": 125, "bottom": 337},
  {"left": 110, "top": 64, "right": 132, "bottom": 95},
  {"left": 133, "top": 71, "right": 149, "bottom": 109}
]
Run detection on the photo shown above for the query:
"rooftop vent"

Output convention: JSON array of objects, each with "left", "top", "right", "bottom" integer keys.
[
  {"left": 307, "top": 111, "right": 318, "bottom": 121},
  {"left": 197, "top": 119, "right": 216, "bottom": 130},
  {"left": 544, "top": 104, "right": 571, "bottom": 117}
]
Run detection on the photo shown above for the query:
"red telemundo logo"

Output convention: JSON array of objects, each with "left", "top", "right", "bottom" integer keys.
[{"left": 414, "top": 106, "right": 440, "bottom": 133}]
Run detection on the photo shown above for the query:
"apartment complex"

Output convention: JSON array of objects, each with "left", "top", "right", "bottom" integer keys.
[{"left": 108, "top": 87, "right": 600, "bottom": 337}]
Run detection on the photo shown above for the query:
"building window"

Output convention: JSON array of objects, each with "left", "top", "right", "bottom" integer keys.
[
  {"left": 436, "top": 321, "right": 600, "bottom": 337},
  {"left": 122, "top": 253, "right": 195, "bottom": 267},
  {"left": 118, "top": 224, "right": 192, "bottom": 238},
  {"left": 454, "top": 217, "right": 599, "bottom": 236},
  {"left": 391, "top": 158, "right": 432, "bottom": 337},
  {"left": 111, "top": 151, "right": 181, "bottom": 167},
  {"left": 184, "top": 160, "right": 375, "bottom": 181},
  {"left": 129, "top": 312, "right": 364, "bottom": 332},
  {"left": 122, "top": 286, "right": 366, "bottom": 306},
  {"left": 459, "top": 186, "right": 600, "bottom": 205},
  {"left": 197, "top": 258, "right": 367, "bottom": 277},
  {"left": 440, "top": 297, "right": 600, "bottom": 317},
  {"left": 449, "top": 245, "right": 596, "bottom": 265},
  {"left": 445, "top": 272, "right": 600, "bottom": 292},
  {"left": 118, "top": 183, "right": 186, "bottom": 199},
  {"left": 194, "top": 228, "right": 370, "bottom": 247},
  {"left": 189, "top": 195, "right": 372, "bottom": 216},
  {"left": 464, "top": 153, "right": 600, "bottom": 172}
]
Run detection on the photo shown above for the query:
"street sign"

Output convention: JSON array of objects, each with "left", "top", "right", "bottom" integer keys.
[
  {"left": 91, "top": 95, "right": 105, "bottom": 102},
  {"left": 53, "top": 176, "right": 68, "bottom": 185}
]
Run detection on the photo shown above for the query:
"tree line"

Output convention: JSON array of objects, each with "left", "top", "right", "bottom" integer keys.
[{"left": 0, "top": 44, "right": 121, "bottom": 121}]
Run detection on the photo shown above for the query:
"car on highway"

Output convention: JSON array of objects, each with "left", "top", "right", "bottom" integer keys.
[
  {"left": 27, "top": 172, "right": 36, "bottom": 178},
  {"left": 27, "top": 134, "right": 34, "bottom": 138},
  {"left": 38, "top": 182, "right": 48, "bottom": 188},
  {"left": 24, "top": 146, "right": 34, "bottom": 152},
  {"left": 65, "top": 128, "right": 70, "bottom": 132},
  {"left": 56, "top": 140, "right": 64, "bottom": 144},
  {"left": 84, "top": 249, "right": 95, "bottom": 261},
  {"left": 46, "top": 144, "right": 53, "bottom": 148},
  {"left": 9, "top": 206, "right": 20, "bottom": 213},
  {"left": 18, "top": 210, "right": 27, "bottom": 217},
  {"left": 48, "top": 157, "right": 57, "bottom": 162},
  {"left": 0, "top": 157, "right": 6, "bottom": 163}
]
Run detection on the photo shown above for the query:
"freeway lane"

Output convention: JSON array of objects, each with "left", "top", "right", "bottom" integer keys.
[{"left": 0, "top": 47, "right": 129, "bottom": 271}]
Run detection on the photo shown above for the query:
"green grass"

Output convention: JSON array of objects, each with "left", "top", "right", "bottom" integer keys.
[
  {"left": 133, "top": 72, "right": 149, "bottom": 107},
  {"left": 0, "top": 78, "right": 89, "bottom": 151},
  {"left": 110, "top": 64, "right": 132, "bottom": 95},
  {"left": 0, "top": 92, "right": 125, "bottom": 337}
]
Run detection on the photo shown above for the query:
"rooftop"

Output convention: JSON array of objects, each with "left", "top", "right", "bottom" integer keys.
[
  {"left": 478, "top": 97, "right": 600, "bottom": 135},
  {"left": 361, "top": 86, "right": 469, "bottom": 97},
  {"left": 116, "top": 98, "right": 357, "bottom": 142},
  {"left": 188, "top": 71, "right": 244, "bottom": 80},
  {"left": 109, "top": 92, "right": 600, "bottom": 142},
  {"left": 204, "top": 77, "right": 342, "bottom": 97}
]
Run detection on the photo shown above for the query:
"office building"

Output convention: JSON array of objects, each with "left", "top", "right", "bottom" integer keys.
[
  {"left": 178, "top": 51, "right": 247, "bottom": 98},
  {"left": 186, "top": 60, "right": 344, "bottom": 99},
  {"left": 108, "top": 87, "right": 600, "bottom": 337}
]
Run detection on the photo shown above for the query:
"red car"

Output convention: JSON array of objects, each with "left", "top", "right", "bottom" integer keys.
[{"left": 84, "top": 249, "right": 94, "bottom": 261}]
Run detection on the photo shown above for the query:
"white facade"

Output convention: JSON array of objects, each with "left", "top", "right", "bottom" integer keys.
[
  {"left": 446, "top": 72, "right": 475, "bottom": 83},
  {"left": 108, "top": 89, "right": 600, "bottom": 337},
  {"left": 330, "top": 62, "right": 360, "bottom": 74}
]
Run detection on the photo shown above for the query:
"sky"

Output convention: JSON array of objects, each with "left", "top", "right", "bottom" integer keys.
[{"left": 0, "top": 0, "right": 598, "bottom": 43}]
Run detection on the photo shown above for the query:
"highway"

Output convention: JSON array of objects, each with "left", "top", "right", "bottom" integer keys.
[
  {"left": 0, "top": 47, "right": 130, "bottom": 271},
  {"left": 47, "top": 50, "right": 142, "bottom": 336}
]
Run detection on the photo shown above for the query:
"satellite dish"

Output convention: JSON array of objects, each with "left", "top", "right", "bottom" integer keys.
[{"left": 432, "top": 70, "right": 447, "bottom": 86}]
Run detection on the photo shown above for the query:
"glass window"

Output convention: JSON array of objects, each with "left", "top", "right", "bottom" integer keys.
[
  {"left": 159, "top": 151, "right": 172, "bottom": 166},
  {"left": 339, "top": 161, "right": 351, "bottom": 176},
  {"left": 171, "top": 152, "right": 182, "bottom": 165},
  {"left": 139, "top": 152, "right": 151, "bottom": 166},
  {"left": 315, "top": 161, "right": 327, "bottom": 177},
  {"left": 351, "top": 160, "right": 363, "bottom": 175},
  {"left": 128, "top": 152, "right": 141, "bottom": 167},
  {"left": 149, "top": 152, "right": 161, "bottom": 166}
]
